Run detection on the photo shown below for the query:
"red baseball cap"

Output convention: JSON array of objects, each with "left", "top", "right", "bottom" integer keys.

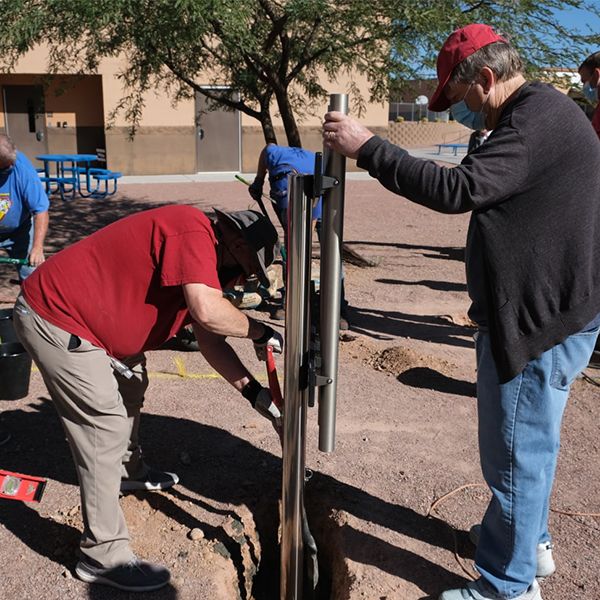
[{"left": 429, "top": 24, "right": 507, "bottom": 112}]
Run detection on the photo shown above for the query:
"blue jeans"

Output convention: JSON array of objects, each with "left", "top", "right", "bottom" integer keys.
[
  {"left": 475, "top": 325, "right": 599, "bottom": 598},
  {"left": 0, "top": 218, "right": 35, "bottom": 280}
]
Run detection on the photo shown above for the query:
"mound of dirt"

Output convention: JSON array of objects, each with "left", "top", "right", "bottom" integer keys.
[{"left": 364, "top": 344, "right": 457, "bottom": 378}]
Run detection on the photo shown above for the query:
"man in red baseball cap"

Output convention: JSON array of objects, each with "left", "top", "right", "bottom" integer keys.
[
  {"left": 428, "top": 24, "right": 507, "bottom": 112},
  {"left": 323, "top": 23, "right": 600, "bottom": 600}
]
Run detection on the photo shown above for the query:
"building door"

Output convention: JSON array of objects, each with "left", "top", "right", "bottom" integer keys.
[
  {"left": 195, "top": 89, "right": 240, "bottom": 172},
  {"left": 3, "top": 85, "right": 48, "bottom": 159}
]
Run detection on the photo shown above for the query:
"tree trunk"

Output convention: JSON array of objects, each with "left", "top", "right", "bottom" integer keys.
[
  {"left": 260, "top": 107, "right": 278, "bottom": 145},
  {"left": 274, "top": 86, "right": 302, "bottom": 147}
]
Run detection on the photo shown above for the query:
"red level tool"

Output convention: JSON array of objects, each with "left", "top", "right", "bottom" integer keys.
[{"left": 0, "top": 469, "right": 47, "bottom": 502}]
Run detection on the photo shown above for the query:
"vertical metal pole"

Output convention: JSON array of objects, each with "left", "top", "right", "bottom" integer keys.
[
  {"left": 281, "top": 174, "right": 312, "bottom": 600},
  {"left": 318, "top": 93, "right": 348, "bottom": 453}
]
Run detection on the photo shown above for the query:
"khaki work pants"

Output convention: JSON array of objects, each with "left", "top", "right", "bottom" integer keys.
[{"left": 13, "top": 294, "right": 149, "bottom": 567}]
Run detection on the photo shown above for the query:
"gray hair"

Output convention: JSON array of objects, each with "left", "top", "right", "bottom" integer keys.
[
  {"left": 449, "top": 41, "right": 524, "bottom": 85},
  {"left": 0, "top": 134, "right": 17, "bottom": 166},
  {"left": 579, "top": 51, "right": 600, "bottom": 72}
]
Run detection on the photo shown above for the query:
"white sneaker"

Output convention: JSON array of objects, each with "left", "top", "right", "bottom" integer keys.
[
  {"left": 439, "top": 578, "right": 542, "bottom": 600},
  {"left": 120, "top": 468, "right": 179, "bottom": 492},
  {"left": 469, "top": 525, "right": 556, "bottom": 579}
]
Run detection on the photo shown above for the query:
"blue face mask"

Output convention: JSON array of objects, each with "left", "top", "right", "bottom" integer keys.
[
  {"left": 583, "top": 82, "right": 598, "bottom": 102},
  {"left": 450, "top": 100, "right": 487, "bottom": 130}
]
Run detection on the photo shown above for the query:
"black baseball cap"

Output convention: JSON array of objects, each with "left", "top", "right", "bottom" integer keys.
[{"left": 213, "top": 208, "right": 278, "bottom": 286}]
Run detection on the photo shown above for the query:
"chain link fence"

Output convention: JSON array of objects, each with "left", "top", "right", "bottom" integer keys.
[{"left": 389, "top": 102, "right": 450, "bottom": 123}]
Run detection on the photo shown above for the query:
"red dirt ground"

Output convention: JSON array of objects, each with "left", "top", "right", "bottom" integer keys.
[{"left": 1, "top": 177, "right": 599, "bottom": 600}]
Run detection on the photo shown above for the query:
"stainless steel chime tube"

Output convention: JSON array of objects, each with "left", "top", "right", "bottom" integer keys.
[{"left": 318, "top": 93, "right": 348, "bottom": 453}]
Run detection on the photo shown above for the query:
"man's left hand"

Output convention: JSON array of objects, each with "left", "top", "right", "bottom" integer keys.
[
  {"left": 322, "top": 111, "right": 375, "bottom": 159},
  {"left": 28, "top": 247, "right": 45, "bottom": 267},
  {"left": 248, "top": 178, "right": 264, "bottom": 202},
  {"left": 253, "top": 325, "right": 283, "bottom": 361},
  {"left": 254, "top": 387, "right": 283, "bottom": 436}
]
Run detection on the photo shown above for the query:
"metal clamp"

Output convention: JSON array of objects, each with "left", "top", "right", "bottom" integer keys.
[{"left": 304, "top": 152, "right": 339, "bottom": 200}]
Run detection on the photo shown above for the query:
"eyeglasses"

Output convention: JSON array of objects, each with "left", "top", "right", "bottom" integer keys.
[{"left": 458, "top": 82, "right": 474, "bottom": 104}]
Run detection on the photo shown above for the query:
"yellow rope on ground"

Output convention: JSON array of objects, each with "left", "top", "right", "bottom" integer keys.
[
  {"left": 173, "top": 356, "right": 187, "bottom": 378},
  {"left": 427, "top": 483, "right": 486, "bottom": 581},
  {"left": 31, "top": 361, "right": 269, "bottom": 383},
  {"left": 428, "top": 482, "right": 600, "bottom": 581},
  {"left": 427, "top": 483, "right": 486, "bottom": 517}
]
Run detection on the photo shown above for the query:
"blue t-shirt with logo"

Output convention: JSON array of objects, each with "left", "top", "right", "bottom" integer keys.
[
  {"left": 265, "top": 145, "right": 322, "bottom": 220},
  {"left": 0, "top": 151, "right": 49, "bottom": 233}
]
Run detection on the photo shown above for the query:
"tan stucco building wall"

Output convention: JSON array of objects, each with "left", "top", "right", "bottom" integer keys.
[
  {"left": 4, "top": 45, "right": 393, "bottom": 174},
  {"left": 4, "top": 45, "right": 462, "bottom": 175}
]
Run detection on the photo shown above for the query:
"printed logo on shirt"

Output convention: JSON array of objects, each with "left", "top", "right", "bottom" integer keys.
[{"left": 0, "top": 194, "right": 11, "bottom": 222}]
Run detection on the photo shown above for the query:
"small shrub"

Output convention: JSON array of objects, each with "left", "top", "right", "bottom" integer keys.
[{"left": 395, "top": 116, "right": 405, "bottom": 123}]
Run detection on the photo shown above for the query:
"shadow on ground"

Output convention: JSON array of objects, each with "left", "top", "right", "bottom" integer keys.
[
  {"left": 0, "top": 399, "right": 469, "bottom": 599},
  {"left": 350, "top": 306, "right": 473, "bottom": 347},
  {"left": 398, "top": 367, "right": 476, "bottom": 398},
  {"left": 345, "top": 240, "right": 465, "bottom": 263},
  {"left": 376, "top": 278, "right": 467, "bottom": 293}
]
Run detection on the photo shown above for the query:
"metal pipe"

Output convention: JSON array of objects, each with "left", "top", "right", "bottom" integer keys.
[
  {"left": 281, "top": 173, "right": 312, "bottom": 600},
  {"left": 318, "top": 93, "right": 348, "bottom": 453}
]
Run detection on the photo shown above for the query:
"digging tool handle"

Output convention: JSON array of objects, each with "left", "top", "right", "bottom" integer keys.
[
  {"left": 235, "top": 174, "right": 270, "bottom": 220},
  {"left": 266, "top": 345, "right": 284, "bottom": 409},
  {"left": 0, "top": 257, "right": 28, "bottom": 266}
]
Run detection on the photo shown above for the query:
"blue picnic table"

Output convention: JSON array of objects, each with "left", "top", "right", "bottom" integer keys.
[
  {"left": 436, "top": 143, "right": 469, "bottom": 156},
  {"left": 36, "top": 154, "right": 122, "bottom": 200}
]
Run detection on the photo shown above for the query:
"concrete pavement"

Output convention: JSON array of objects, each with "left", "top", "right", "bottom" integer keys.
[{"left": 119, "top": 147, "right": 463, "bottom": 185}]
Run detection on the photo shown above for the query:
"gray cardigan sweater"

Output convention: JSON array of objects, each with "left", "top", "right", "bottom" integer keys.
[{"left": 357, "top": 82, "right": 600, "bottom": 382}]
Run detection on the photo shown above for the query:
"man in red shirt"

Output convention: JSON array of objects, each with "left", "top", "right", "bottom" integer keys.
[
  {"left": 13, "top": 204, "right": 282, "bottom": 592},
  {"left": 579, "top": 51, "right": 600, "bottom": 139}
]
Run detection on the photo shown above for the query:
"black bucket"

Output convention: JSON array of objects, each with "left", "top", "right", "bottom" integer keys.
[
  {"left": 0, "top": 308, "right": 18, "bottom": 344},
  {"left": 0, "top": 342, "right": 32, "bottom": 400}
]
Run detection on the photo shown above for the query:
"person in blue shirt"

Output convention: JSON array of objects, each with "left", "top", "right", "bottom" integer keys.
[
  {"left": 249, "top": 144, "right": 322, "bottom": 226},
  {"left": 249, "top": 143, "right": 350, "bottom": 329},
  {"left": 0, "top": 135, "right": 49, "bottom": 281}
]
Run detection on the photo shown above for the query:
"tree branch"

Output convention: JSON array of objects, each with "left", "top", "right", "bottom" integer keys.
[{"left": 162, "top": 57, "right": 263, "bottom": 120}]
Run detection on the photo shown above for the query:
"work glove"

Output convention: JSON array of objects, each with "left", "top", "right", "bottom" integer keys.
[
  {"left": 253, "top": 324, "right": 283, "bottom": 361},
  {"left": 255, "top": 388, "right": 283, "bottom": 435},
  {"left": 248, "top": 178, "right": 264, "bottom": 202},
  {"left": 241, "top": 380, "right": 283, "bottom": 437}
]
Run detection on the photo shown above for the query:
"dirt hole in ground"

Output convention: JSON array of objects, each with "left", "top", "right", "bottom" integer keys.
[{"left": 250, "top": 495, "right": 340, "bottom": 600}]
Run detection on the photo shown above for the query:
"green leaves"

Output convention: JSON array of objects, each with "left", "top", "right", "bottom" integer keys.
[{"left": 1, "top": 0, "right": 597, "bottom": 145}]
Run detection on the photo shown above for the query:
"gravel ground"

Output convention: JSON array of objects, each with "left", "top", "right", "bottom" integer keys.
[{"left": 1, "top": 175, "right": 599, "bottom": 600}]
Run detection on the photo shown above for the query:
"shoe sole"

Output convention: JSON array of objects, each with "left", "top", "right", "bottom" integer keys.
[
  {"left": 120, "top": 474, "right": 179, "bottom": 492},
  {"left": 75, "top": 566, "right": 170, "bottom": 592}
]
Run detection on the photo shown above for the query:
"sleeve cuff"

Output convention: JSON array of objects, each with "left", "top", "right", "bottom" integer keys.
[{"left": 356, "top": 135, "right": 386, "bottom": 170}]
